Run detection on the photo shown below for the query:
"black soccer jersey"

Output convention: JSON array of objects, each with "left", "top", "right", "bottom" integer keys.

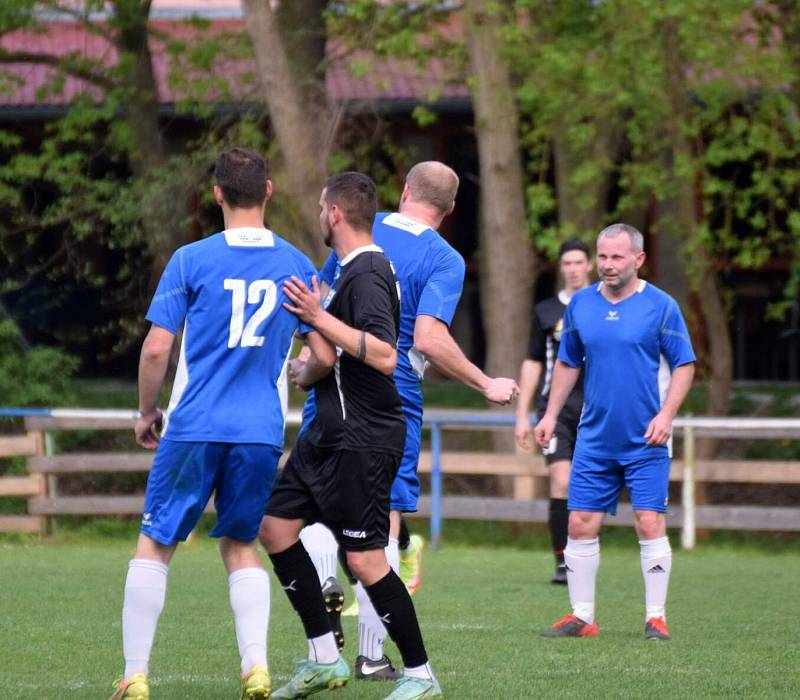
[
  {"left": 527, "top": 291, "right": 584, "bottom": 422},
  {"left": 304, "top": 246, "right": 406, "bottom": 455}
]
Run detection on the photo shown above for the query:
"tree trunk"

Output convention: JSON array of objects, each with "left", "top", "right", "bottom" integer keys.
[
  {"left": 242, "top": 0, "right": 329, "bottom": 261},
  {"left": 662, "top": 16, "right": 732, "bottom": 458},
  {"left": 465, "top": 1, "right": 536, "bottom": 453},
  {"left": 111, "top": 0, "right": 187, "bottom": 278}
]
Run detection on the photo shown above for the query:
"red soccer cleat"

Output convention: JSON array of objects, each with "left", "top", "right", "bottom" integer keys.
[{"left": 541, "top": 614, "right": 599, "bottom": 638}]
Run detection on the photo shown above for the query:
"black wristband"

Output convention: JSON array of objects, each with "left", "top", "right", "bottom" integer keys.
[{"left": 358, "top": 331, "right": 367, "bottom": 362}]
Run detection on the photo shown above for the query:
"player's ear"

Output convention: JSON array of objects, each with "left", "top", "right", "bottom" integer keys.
[
  {"left": 265, "top": 179, "right": 273, "bottom": 202},
  {"left": 636, "top": 251, "right": 646, "bottom": 269},
  {"left": 213, "top": 185, "right": 224, "bottom": 207},
  {"left": 445, "top": 200, "right": 455, "bottom": 217}
]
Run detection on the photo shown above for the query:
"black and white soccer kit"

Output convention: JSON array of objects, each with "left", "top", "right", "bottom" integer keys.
[
  {"left": 266, "top": 246, "right": 406, "bottom": 551},
  {"left": 528, "top": 291, "right": 584, "bottom": 465}
]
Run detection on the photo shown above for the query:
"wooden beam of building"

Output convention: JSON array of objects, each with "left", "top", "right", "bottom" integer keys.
[
  {"left": 0, "top": 434, "right": 40, "bottom": 458},
  {"left": 0, "top": 515, "right": 43, "bottom": 533}
]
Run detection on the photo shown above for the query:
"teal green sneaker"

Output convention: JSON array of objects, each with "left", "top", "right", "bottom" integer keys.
[
  {"left": 272, "top": 656, "right": 349, "bottom": 698},
  {"left": 383, "top": 675, "right": 443, "bottom": 699}
]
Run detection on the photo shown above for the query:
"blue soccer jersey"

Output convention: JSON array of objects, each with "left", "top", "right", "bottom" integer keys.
[
  {"left": 304, "top": 211, "right": 465, "bottom": 418},
  {"left": 558, "top": 281, "right": 696, "bottom": 459},
  {"left": 146, "top": 227, "right": 316, "bottom": 447}
]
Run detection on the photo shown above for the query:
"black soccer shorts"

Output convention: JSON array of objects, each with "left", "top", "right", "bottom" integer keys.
[{"left": 265, "top": 436, "right": 399, "bottom": 551}]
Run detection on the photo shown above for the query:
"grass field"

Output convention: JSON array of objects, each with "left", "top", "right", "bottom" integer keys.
[{"left": 1, "top": 537, "right": 798, "bottom": 699}]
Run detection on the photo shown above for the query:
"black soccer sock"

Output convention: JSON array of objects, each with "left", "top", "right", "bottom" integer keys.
[
  {"left": 365, "top": 569, "right": 428, "bottom": 668},
  {"left": 549, "top": 498, "right": 569, "bottom": 562},
  {"left": 337, "top": 545, "right": 357, "bottom": 586},
  {"left": 398, "top": 516, "right": 411, "bottom": 551},
  {"left": 269, "top": 540, "right": 331, "bottom": 639}
]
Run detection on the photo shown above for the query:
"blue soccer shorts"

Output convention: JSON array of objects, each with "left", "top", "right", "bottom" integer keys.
[
  {"left": 567, "top": 451, "right": 671, "bottom": 515},
  {"left": 390, "top": 407, "right": 422, "bottom": 512},
  {"left": 141, "top": 439, "right": 281, "bottom": 546}
]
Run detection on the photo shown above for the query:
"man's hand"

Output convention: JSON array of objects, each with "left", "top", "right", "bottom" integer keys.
[
  {"left": 514, "top": 415, "right": 533, "bottom": 451},
  {"left": 283, "top": 276, "right": 322, "bottom": 325},
  {"left": 534, "top": 414, "right": 557, "bottom": 449},
  {"left": 135, "top": 409, "right": 163, "bottom": 449},
  {"left": 288, "top": 357, "right": 310, "bottom": 391},
  {"left": 483, "top": 377, "right": 519, "bottom": 405},
  {"left": 644, "top": 410, "right": 673, "bottom": 446}
]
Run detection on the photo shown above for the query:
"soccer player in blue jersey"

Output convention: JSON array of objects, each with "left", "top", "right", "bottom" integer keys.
[
  {"left": 108, "top": 147, "right": 335, "bottom": 700},
  {"left": 299, "top": 161, "right": 519, "bottom": 680},
  {"left": 535, "top": 223, "right": 695, "bottom": 641}
]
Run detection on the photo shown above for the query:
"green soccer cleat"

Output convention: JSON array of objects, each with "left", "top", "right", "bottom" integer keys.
[
  {"left": 341, "top": 598, "right": 359, "bottom": 618},
  {"left": 241, "top": 664, "right": 271, "bottom": 699},
  {"left": 383, "top": 675, "right": 443, "bottom": 699},
  {"left": 399, "top": 534, "right": 424, "bottom": 595},
  {"left": 108, "top": 673, "right": 150, "bottom": 700},
  {"left": 272, "top": 657, "right": 349, "bottom": 699}
]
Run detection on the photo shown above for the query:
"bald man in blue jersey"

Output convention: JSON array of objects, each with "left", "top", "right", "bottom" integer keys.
[
  {"left": 536, "top": 223, "right": 695, "bottom": 641},
  {"left": 299, "top": 162, "right": 519, "bottom": 682}
]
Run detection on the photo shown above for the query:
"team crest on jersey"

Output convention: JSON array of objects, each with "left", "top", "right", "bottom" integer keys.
[
  {"left": 553, "top": 318, "right": 563, "bottom": 341},
  {"left": 605, "top": 310, "right": 620, "bottom": 321}
]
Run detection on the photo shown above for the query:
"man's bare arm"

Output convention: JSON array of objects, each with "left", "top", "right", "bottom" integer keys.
[
  {"left": 135, "top": 325, "right": 175, "bottom": 449},
  {"left": 283, "top": 276, "right": 396, "bottom": 375},
  {"left": 414, "top": 314, "right": 518, "bottom": 404},
  {"left": 534, "top": 361, "right": 580, "bottom": 448},
  {"left": 515, "top": 358, "right": 542, "bottom": 449},
  {"left": 644, "top": 362, "right": 695, "bottom": 445}
]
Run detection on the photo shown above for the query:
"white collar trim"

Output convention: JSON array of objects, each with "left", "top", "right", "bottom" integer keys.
[
  {"left": 340, "top": 243, "right": 383, "bottom": 266},
  {"left": 596, "top": 280, "right": 647, "bottom": 293},
  {"left": 223, "top": 227, "right": 275, "bottom": 247}
]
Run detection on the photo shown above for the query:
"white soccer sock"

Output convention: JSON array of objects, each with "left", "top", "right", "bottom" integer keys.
[
  {"left": 299, "top": 523, "right": 339, "bottom": 584},
  {"left": 229, "top": 567, "right": 270, "bottom": 674},
  {"left": 640, "top": 536, "right": 672, "bottom": 621},
  {"left": 404, "top": 662, "right": 436, "bottom": 681},
  {"left": 357, "top": 581, "right": 386, "bottom": 661},
  {"left": 354, "top": 539, "right": 399, "bottom": 661},
  {"left": 564, "top": 537, "right": 600, "bottom": 624},
  {"left": 307, "top": 633, "right": 340, "bottom": 664},
  {"left": 122, "top": 559, "right": 168, "bottom": 679},
  {"left": 386, "top": 537, "right": 400, "bottom": 574}
]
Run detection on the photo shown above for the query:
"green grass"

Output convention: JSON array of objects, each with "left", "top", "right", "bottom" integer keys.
[{"left": 1, "top": 539, "right": 798, "bottom": 699}]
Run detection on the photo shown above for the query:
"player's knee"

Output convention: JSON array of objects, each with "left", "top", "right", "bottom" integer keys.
[
  {"left": 634, "top": 510, "right": 665, "bottom": 539},
  {"left": 568, "top": 511, "right": 600, "bottom": 539}
]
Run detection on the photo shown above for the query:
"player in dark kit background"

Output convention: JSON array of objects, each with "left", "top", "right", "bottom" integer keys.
[
  {"left": 259, "top": 172, "right": 443, "bottom": 700},
  {"left": 515, "top": 239, "right": 593, "bottom": 584}
]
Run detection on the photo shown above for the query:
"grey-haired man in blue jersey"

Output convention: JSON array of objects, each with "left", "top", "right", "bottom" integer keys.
[{"left": 535, "top": 223, "right": 695, "bottom": 641}]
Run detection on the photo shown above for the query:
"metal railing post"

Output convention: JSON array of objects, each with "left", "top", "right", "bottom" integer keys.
[
  {"left": 681, "top": 425, "right": 696, "bottom": 550},
  {"left": 430, "top": 422, "right": 442, "bottom": 549}
]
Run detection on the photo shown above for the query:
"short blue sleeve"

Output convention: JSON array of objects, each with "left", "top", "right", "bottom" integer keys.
[
  {"left": 319, "top": 252, "right": 338, "bottom": 285},
  {"left": 557, "top": 301, "right": 583, "bottom": 368},
  {"left": 660, "top": 298, "right": 696, "bottom": 368},
  {"left": 145, "top": 249, "right": 188, "bottom": 334},
  {"left": 416, "top": 248, "right": 465, "bottom": 326},
  {"left": 298, "top": 253, "right": 320, "bottom": 337}
]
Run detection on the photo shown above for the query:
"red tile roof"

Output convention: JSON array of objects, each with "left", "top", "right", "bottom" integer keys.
[{"left": 0, "top": 18, "right": 469, "bottom": 109}]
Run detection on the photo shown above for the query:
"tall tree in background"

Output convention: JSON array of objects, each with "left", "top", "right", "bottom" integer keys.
[
  {"left": 242, "top": 0, "right": 331, "bottom": 260},
  {"left": 464, "top": 0, "right": 535, "bottom": 387}
]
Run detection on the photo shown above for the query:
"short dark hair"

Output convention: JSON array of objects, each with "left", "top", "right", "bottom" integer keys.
[
  {"left": 214, "top": 147, "right": 268, "bottom": 209},
  {"left": 324, "top": 172, "right": 377, "bottom": 232},
  {"left": 558, "top": 238, "right": 591, "bottom": 260}
]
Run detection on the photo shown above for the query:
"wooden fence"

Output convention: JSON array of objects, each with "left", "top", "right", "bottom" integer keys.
[{"left": 1, "top": 409, "right": 799, "bottom": 546}]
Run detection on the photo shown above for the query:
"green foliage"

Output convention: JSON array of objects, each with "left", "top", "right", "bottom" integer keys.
[{"left": 0, "top": 320, "right": 77, "bottom": 406}]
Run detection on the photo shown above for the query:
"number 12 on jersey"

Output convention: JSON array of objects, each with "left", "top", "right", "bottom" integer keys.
[{"left": 224, "top": 279, "right": 277, "bottom": 348}]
